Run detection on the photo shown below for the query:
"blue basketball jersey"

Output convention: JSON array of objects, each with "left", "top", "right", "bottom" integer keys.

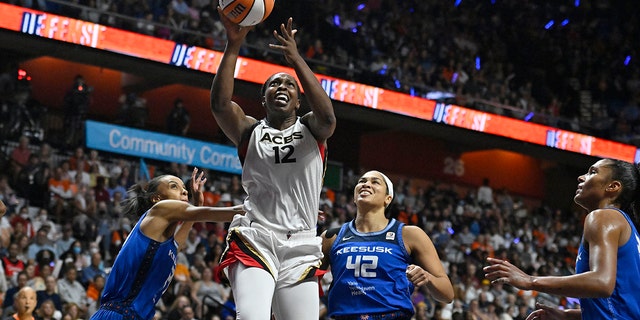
[
  {"left": 92, "top": 211, "right": 178, "bottom": 320},
  {"left": 575, "top": 209, "right": 640, "bottom": 319},
  {"left": 327, "top": 219, "right": 414, "bottom": 318}
]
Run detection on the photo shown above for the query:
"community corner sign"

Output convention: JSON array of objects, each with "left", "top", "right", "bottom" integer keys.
[{"left": 86, "top": 120, "right": 242, "bottom": 175}]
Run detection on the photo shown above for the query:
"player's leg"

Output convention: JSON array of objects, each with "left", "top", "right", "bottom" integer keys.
[
  {"left": 271, "top": 278, "right": 319, "bottom": 320},
  {"left": 228, "top": 262, "right": 276, "bottom": 320}
]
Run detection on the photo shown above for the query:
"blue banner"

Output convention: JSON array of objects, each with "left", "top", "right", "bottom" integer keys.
[{"left": 86, "top": 120, "right": 242, "bottom": 175}]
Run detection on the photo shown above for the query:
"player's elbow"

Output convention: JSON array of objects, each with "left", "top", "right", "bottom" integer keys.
[
  {"left": 439, "top": 289, "right": 455, "bottom": 304},
  {"left": 589, "top": 277, "right": 615, "bottom": 298},
  {"left": 210, "top": 98, "right": 224, "bottom": 113},
  {"left": 318, "top": 114, "right": 337, "bottom": 138},
  {"left": 210, "top": 90, "right": 230, "bottom": 113},
  {"left": 595, "top": 282, "right": 615, "bottom": 298},
  {"left": 430, "top": 282, "right": 455, "bottom": 304}
]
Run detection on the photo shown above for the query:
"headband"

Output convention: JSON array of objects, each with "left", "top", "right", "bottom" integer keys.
[{"left": 379, "top": 172, "right": 394, "bottom": 204}]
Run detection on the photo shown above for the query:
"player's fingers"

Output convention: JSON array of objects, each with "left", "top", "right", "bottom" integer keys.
[
  {"left": 484, "top": 271, "right": 504, "bottom": 281},
  {"left": 273, "top": 30, "right": 285, "bottom": 42}
]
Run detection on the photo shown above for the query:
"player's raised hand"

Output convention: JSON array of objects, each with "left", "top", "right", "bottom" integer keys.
[
  {"left": 269, "top": 17, "right": 300, "bottom": 65},
  {"left": 190, "top": 167, "right": 207, "bottom": 206},
  {"left": 217, "top": 6, "right": 254, "bottom": 43}
]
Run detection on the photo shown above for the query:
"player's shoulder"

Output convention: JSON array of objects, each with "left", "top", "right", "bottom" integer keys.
[
  {"left": 323, "top": 227, "right": 341, "bottom": 239},
  {"left": 586, "top": 208, "right": 627, "bottom": 226},
  {"left": 401, "top": 224, "right": 430, "bottom": 241}
]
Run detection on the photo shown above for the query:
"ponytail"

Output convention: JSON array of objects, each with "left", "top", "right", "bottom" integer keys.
[
  {"left": 120, "top": 175, "right": 168, "bottom": 218},
  {"left": 606, "top": 159, "right": 640, "bottom": 230},
  {"left": 631, "top": 163, "right": 640, "bottom": 230}
]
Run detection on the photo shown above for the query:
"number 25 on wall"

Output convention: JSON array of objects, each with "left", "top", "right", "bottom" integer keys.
[{"left": 443, "top": 157, "right": 465, "bottom": 177}]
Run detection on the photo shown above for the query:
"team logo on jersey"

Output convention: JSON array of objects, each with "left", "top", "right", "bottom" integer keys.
[
  {"left": 259, "top": 131, "right": 303, "bottom": 144},
  {"left": 385, "top": 232, "right": 395, "bottom": 240}
]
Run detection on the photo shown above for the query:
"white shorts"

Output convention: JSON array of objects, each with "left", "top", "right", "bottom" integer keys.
[{"left": 219, "top": 214, "right": 323, "bottom": 289}]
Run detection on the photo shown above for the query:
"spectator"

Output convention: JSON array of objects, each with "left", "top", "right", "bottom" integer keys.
[
  {"left": 55, "top": 225, "right": 76, "bottom": 258},
  {"left": 80, "top": 252, "right": 105, "bottom": 287},
  {"left": 166, "top": 98, "right": 190, "bottom": 136},
  {"left": 57, "top": 267, "right": 88, "bottom": 316},
  {"left": 4, "top": 88, "right": 45, "bottom": 142},
  {"left": 37, "top": 143, "right": 55, "bottom": 170},
  {"left": 116, "top": 92, "right": 147, "bottom": 128},
  {"left": 61, "top": 302, "right": 83, "bottom": 320},
  {"left": 2, "top": 242, "right": 26, "bottom": 282},
  {"left": 190, "top": 267, "right": 228, "bottom": 318},
  {"left": 178, "top": 305, "right": 196, "bottom": 320},
  {"left": 10, "top": 206, "right": 35, "bottom": 240},
  {"left": 85, "top": 274, "right": 105, "bottom": 318},
  {"left": 48, "top": 166, "right": 74, "bottom": 223},
  {"left": 3, "top": 271, "right": 29, "bottom": 314},
  {"left": 16, "top": 153, "right": 50, "bottom": 208},
  {"left": 26, "top": 262, "right": 50, "bottom": 291},
  {"left": 68, "top": 149, "right": 90, "bottom": 187},
  {"left": 26, "top": 227, "right": 57, "bottom": 262},
  {"left": 183, "top": 228, "right": 200, "bottom": 257},
  {"left": 9, "top": 135, "right": 31, "bottom": 185},
  {"left": 170, "top": 0, "right": 192, "bottom": 21},
  {"left": 92, "top": 176, "right": 109, "bottom": 204},
  {"left": 31, "top": 208, "right": 56, "bottom": 241},
  {"left": 62, "top": 75, "right": 92, "bottom": 146},
  {"left": 86, "top": 150, "right": 107, "bottom": 177},
  {"left": 477, "top": 177, "right": 494, "bottom": 208},
  {"left": 0, "top": 174, "right": 19, "bottom": 218},
  {"left": 105, "top": 177, "right": 127, "bottom": 202},
  {"left": 36, "top": 299, "right": 61, "bottom": 320},
  {"left": 36, "top": 275, "right": 63, "bottom": 311},
  {"left": 59, "top": 240, "right": 86, "bottom": 274},
  {"left": 165, "top": 295, "right": 193, "bottom": 320}
]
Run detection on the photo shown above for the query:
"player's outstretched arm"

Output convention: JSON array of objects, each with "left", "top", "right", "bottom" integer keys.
[{"left": 269, "top": 17, "right": 336, "bottom": 141}]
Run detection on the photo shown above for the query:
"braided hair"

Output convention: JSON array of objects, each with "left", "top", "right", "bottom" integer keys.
[{"left": 604, "top": 159, "right": 640, "bottom": 230}]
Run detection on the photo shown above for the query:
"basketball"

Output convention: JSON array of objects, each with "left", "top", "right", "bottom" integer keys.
[{"left": 219, "top": 0, "right": 275, "bottom": 27}]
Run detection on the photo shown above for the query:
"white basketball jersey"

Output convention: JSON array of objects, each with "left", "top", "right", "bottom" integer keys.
[{"left": 240, "top": 118, "right": 326, "bottom": 233}]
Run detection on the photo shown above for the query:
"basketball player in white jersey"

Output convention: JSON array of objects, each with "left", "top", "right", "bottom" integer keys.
[{"left": 210, "top": 8, "right": 336, "bottom": 320}]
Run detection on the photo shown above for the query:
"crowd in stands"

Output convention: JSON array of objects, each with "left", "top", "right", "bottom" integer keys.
[
  {"left": 0, "top": 0, "right": 628, "bottom": 319},
  {"left": 0, "top": 74, "right": 586, "bottom": 320},
  {"left": 5, "top": 0, "right": 640, "bottom": 146},
  {"left": 0, "top": 123, "right": 587, "bottom": 320}
]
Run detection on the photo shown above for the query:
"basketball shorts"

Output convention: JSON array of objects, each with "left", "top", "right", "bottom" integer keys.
[{"left": 217, "top": 214, "right": 323, "bottom": 289}]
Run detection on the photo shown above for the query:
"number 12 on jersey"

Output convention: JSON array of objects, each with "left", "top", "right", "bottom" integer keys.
[{"left": 272, "top": 145, "right": 296, "bottom": 164}]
